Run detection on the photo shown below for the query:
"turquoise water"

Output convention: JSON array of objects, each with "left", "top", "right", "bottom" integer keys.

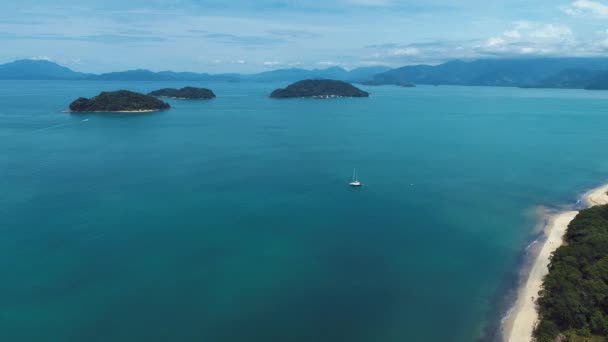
[{"left": 2, "top": 81, "right": 608, "bottom": 342}]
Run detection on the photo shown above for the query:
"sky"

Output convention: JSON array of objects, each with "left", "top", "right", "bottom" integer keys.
[{"left": 2, "top": 0, "right": 608, "bottom": 73}]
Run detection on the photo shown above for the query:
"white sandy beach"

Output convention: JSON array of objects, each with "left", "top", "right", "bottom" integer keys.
[
  {"left": 504, "top": 184, "right": 608, "bottom": 342},
  {"left": 584, "top": 184, "right": 608, "bottom": 207}
]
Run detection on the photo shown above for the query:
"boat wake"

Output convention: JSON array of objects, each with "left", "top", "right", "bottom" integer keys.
[{"left": 32, "top": 118, "right": 90, "bottom": 132}]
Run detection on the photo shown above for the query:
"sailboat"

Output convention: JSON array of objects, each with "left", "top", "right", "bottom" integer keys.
[{"left": 349, "top": 168, "right": 362, "bottom": 187}]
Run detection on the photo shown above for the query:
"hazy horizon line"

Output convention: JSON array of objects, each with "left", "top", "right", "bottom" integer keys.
[{"left": 8, "top": 55, "right": 608, "bottom": 75}]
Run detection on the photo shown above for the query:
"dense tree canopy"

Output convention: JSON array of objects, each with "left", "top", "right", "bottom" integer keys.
[
  {"left": 270, "top": 79, "right": 369, "bottom": 98},
  {"left": 69, "top": 90, "right": 170, "bottom": 112},
  {"left": 534, "top": 205, "right": 608, "bottom": 342},
  {"left": 148, "top": 87, "right": 216, "bottom": 99}
]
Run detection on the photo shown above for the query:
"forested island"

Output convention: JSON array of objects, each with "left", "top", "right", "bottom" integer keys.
[
  {"left": 148, "top": 87, "right": 216, "bottom": 99},
  {"left": 534, "top": 204, "right": 608, "bottom": 341},
  {"left": 270, "top": 79, "right": 369, "bottom": 98},
  {"left": 68, "top": 90, "right": 170, "bottom": 112}
]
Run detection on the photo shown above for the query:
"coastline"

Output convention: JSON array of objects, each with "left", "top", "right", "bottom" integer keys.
[
  {"left": 503, "top": 183, "right": 608, "bottom": 342},
  {"left": 155, "top": 96, "right": 214, "bottom": 100},
  {"left": 63, "top": 109, "right": 163, "bottom": 113}
]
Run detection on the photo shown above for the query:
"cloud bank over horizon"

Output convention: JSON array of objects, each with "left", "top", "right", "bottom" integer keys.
[{"left": 1, "top": 0, "right": 608, "bottom": 72}]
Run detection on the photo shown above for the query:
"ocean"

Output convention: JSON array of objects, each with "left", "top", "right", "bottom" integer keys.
[{"left": 1, "top": 80, "right": 608, "bottom": 341}]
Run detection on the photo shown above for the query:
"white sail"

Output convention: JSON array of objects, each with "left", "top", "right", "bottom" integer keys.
[{"left": 349, "top": 168, "right": 361, "bottom": 187}]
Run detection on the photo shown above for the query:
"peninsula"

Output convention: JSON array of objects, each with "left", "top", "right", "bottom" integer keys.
[
  {"left": 533, "top": 201, "right": 608, "bottom": 341},
  {"left": 148, "top": 87, "right": 216, "bottom": 99},
  {"left": 270, "top": 79, "right": 369, "bottom": 98},
  {"left": 68, "top": 90, "right": 170, "bottom": 112},
  {"left": 505, "top": 185, "right": 608, "bottom": 342}
]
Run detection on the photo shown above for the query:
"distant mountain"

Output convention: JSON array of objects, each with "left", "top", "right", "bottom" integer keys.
[
  {"left": 7, "top": 58, "right": 608, "bottom": 90},
  {"left": 245, "top": 67, "right": 348, "bottom": 82},
  {"left": 241, "top": 66, "right": 390, "bottom": 83},
  {"left": 370, "top": 58, "right": 608, "bottom": 88},
  {"left": 89, "top": 69, "right": 176, "bottom": 81},
  {"left": 345, "top": 66, "right": 392, "bottom": 82},
  {"left": 87, "top": 69, "right": 241, "bottom": 82},
  {"left": 154, "top": 71, "right": 241, "bottom": 82},
  {"left": 0, "top": 59, "right": 89, "bottom": 80},
  {"left": 0, "top": 59, "right": 389, "bottom": 83},
  {"left": 585, "top": 71, "right": 608, "bottom": 90},
  {"left": 524, "top": 69, "right": 603, "bottom": 89}
]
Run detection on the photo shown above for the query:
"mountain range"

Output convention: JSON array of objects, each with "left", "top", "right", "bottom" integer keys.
[
  {"left": 369, "top": 58, "right": 608, "bottom": 89},
  {"left": 0, "top": 60, "right": 390, "bottom": 83},
  {"left": 4, "top": 58, "right": 608, "bottom": 90}
]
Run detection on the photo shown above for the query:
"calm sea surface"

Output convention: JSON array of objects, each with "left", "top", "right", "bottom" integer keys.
[{"left": 1, "top": 81, "right": 608, "bottom": 341}]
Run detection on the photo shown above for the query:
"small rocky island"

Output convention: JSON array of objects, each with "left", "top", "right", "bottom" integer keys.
[
  {"left": 399, "top": 82, "right": 416, "bottom": 88},
  {"left": 270, "top": 79, "right": 369, "bottom": 98},
  {"left": 148, "top": 87, "right": 216, "bottom": 99},
  {"left": 363, "top": 80, "right": 416, "bottom": 87},
  {"left": 69, "top": 90, "right": 170, "bottom": 112}
]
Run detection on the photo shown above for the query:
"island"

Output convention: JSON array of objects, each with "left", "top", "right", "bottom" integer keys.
[
  {"left": 363, "top": 80, "right": 416, "bottom": 87},
  {"left": 399, "top": 82, "right": 416, "bottom": 88},
  {"left": 148, "top": 87, "right": 216, "bottom": 99},
  {"left": 68, "top": 90, "right": 170, "bottom": 112},
  {"left": 270, "top": 79, "right": 369, "bottom": 98}
]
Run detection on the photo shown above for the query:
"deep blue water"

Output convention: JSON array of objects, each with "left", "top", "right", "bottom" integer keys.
[{"left": 1, "top": 81, "right": 608, "bottom": 341}]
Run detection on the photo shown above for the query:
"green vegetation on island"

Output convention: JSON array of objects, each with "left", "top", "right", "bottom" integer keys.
[
  {"left": 148, "top": 87, "right": 216, "bottom": 99},
  {"left": 69, "top": 90, "right": 170, "bottom": 112},
  {"left": 270, "top": 79, "right": 369, "bottom": 98},
  {"left": 534, "top": 204, "right": 608, "bottom": 342}
]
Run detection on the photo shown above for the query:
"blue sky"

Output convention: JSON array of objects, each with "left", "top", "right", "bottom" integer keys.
[{"left": 2, "top": 0, "right": 608, "bottom": 73}]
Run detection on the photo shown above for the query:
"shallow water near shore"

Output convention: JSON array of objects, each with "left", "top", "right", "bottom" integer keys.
[{"left": 2, "top": 80, "right": 608, "bottom": 341}]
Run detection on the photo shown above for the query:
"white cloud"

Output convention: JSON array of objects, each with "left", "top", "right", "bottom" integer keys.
[
  {"left": 476, "top": 22, "right": 575, "bottom": 56},
  {"left": 563, "top": 0, "right": 608, "bottom": 18},
  {"left": 592, "top": 29, "right": 608, "bottom": 50},
  {"left": 529, "top": 24, "right": 573, "bottom": 39},
  {"left": 263, "top": 61, "right": 282, "bottom": 66},
  {"left": 392, "top": 47, "right": 420, "bottom": 56},
  {"left": 344, "top": 0, "right": 392, "bottom": 7},
  {"left": 483, "top": 37, "right": 507, "bottom": 48},
  {"left": 503, "top": 30, "right": 521, "bottom": 39},
  {"left": 358, "top": 60, "right": 390, "bottom": 66},
  {"left": 318, "top": 61, "right": 338, "bottom": 66},
  {"left": 361, "top": 18, "right": 608, "bottom": 68},
  {"left": 31, "top": 56, "right": 53, "bottom": 61},
  {"left": 209, "top": 58, "right": 247, "bottom": 65},
  {"left": 513, "top": 21, "right": 534, "bottom": 30}
]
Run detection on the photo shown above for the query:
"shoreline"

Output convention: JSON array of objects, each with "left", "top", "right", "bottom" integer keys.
[
  {"left": 63, "top": 109, "right": 163, "bottom": 113},
  {"left": 155, "top": 96, "right": 214, "bottom": 100},
  {"left": 503, "top": 183, "right": 608, "bottom": 342}
]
